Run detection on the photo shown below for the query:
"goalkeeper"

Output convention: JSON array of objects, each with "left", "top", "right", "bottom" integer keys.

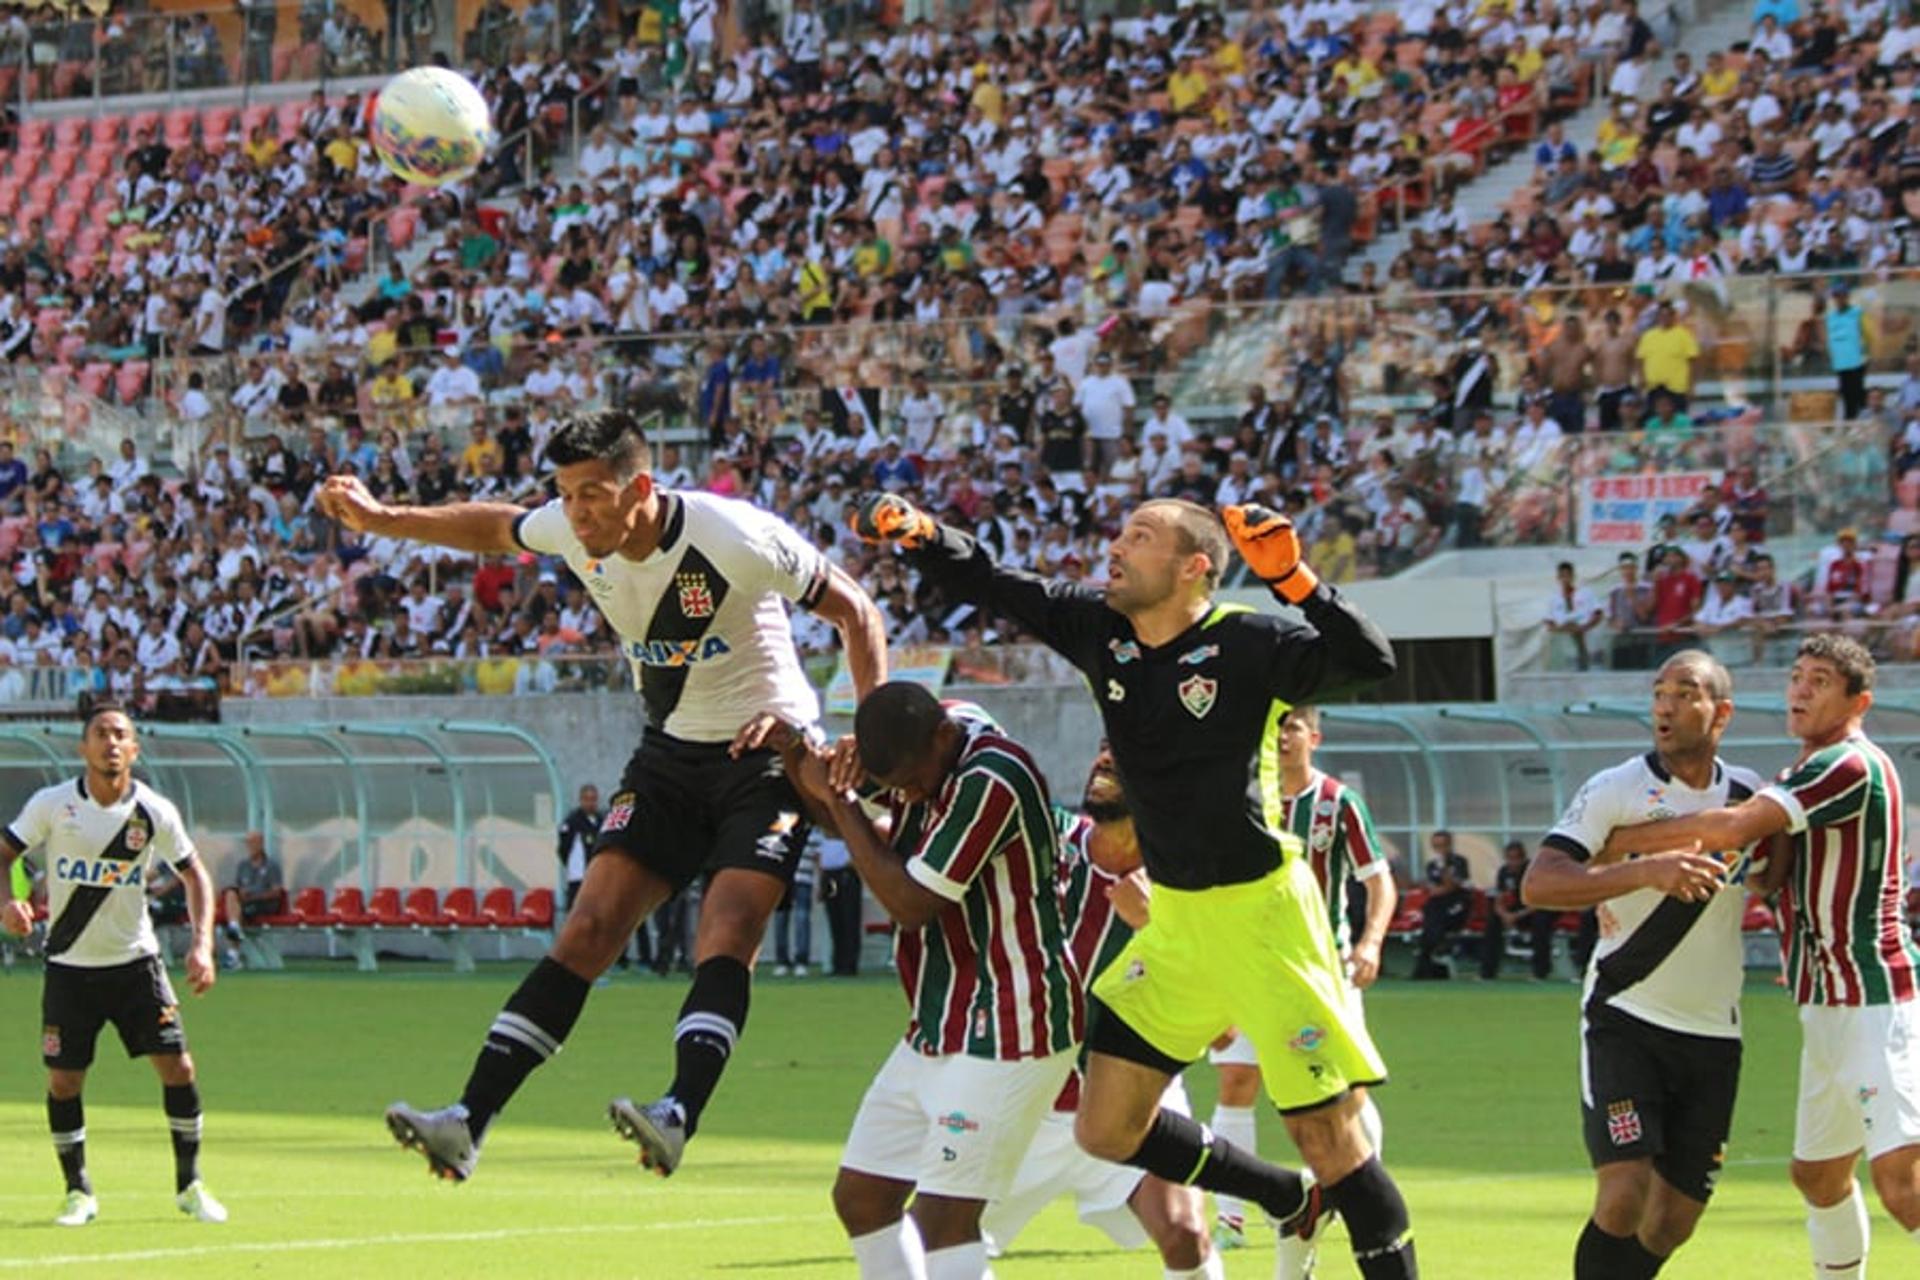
[{"left": 854, "top": 495, "right": 1418, "bottom": 1279}]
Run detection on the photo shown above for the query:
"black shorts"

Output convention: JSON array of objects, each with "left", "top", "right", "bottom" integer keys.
[
  {"left": 239, "top": 898, "right": 279, "bottom": 922},
  {"left": 42, "top": 955, "right": 188, "bottom": 1070},
  {"left": 1581, "top": 1001, "right": 1741, "bottom": 1202},
  {"left": 593, "top": 731, "right": 811, "bottom": 895}
]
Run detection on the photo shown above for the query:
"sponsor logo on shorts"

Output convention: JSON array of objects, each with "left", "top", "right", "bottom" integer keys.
[
  {"left": 942, "top": 1146, "right": 958, "bottom": 1162},
  {"left": 1178, "top": 674, "right": 1217, "bottom": 719},
  {"left": 936, "top": 1111, "right": 981, "bottom": 1136},
  {"left": 1109, "top": 639, "right": 1141, "bottom": 665},
  {"left": 1178, "top": 644, "right": 1219, "bottom": 666},
  {"left": 1289, "top": 1025, "right": 1326, "bottom": 1053},
  {"left": 158, "top": 1004, "right": 179, "bottom": 1027},
  {"left": 601, "top": 793, "right": 637, "bottom": 834},
  {"left": 1106, "top": 679, "right": 1125, "bottom": 703},
  {"left": 42, "top": 1025, "right": 59, "bottom": 1058},
  {"left": 1861, "top": 1085, "right": 1879, "bottom": 1129},
  {"left": 754, "top": 813, "right": 801, "bottom": 862},
  {"left": 1606, "top": 1100, "right": 1642, "bottom": 1146}
]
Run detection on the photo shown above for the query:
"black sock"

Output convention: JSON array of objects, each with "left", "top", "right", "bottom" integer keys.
[
  {"left": 163, "top": 1082, "right": 202, "bottom": 1193},
  {"left": 1122, "top": 1107, "right": 1306, "bottom": 1221},
  {"left": 47, "top": 1094, "right": 88, "bottom": 1194},
  {"left": 664, "top": 956, "right": 751, "bottom": 1138},
  {"left": 1575, "top": 1218, "right": 1664, "bottom": 1280},
  {"left": 458, "top": 956, "right": 591, "bottom": 1139},
  {"left": 1324, "top": 1155, "right": 1417, "bottom": 1279},
  {"left": 223, "top": 922, "right": 240, "bottom": 944}
]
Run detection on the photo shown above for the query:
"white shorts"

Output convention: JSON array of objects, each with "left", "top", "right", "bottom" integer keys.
[
  {"left": 1209, "top": 983, "right": 1367, "bottom": 1068},
  {"left": 1794, "top": 1001, "right": 1920, "bottom": 1162},
  {"left": 982, "top": 1077, "right": 1192, "bottom": 1253},
  {"left": 840, "top": 1040, "right": 1076, "bottom": 1201}
]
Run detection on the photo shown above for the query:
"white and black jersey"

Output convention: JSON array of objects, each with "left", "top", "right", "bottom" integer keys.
[
  {"left": 511, "top": 491, "right": 831, "bottom": 742},
  {"left": 1545, "top": 752, "right": 1763, "bottom": 1039},
  {"left": 4, "top": 777, "right": 197, "bottom": 968}
]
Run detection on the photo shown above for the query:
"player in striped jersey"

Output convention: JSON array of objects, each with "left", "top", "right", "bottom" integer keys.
[
  {"left": 1605, "top": 636, "right": 1920, "bottom": 1278},
  {"left": 1209, "top": 705, "right": 1397, "bottom": 1272},
  {"left": 0, "top": 702, "right": 228, "bottom": 1227},
  {"left": 773, "top": 683, "right": 1080, "bottom": 1280},
  {"left": 984, "top": 743, "right": 1221, "bottom": 1279}
]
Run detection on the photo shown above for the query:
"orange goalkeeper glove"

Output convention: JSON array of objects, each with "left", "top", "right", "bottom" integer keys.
[
  {"left": 1223, "top": 503, "right": 1320, "bottom": 605},
  {"left": 850, "top": 493, "right": 935, "bottom": 550}
]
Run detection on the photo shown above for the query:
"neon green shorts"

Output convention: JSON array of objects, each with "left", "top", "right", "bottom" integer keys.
[{"left": 1090, "top": 853, "right": 1387, "bottom": 1113}]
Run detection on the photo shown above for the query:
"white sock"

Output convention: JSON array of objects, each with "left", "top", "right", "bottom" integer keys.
[
  {"left": 1274, "top": 1231, "right": 1315, "bottom": 1280},
  {"left": 1210, "top": 1103, "right": 1258, "bottom": 1224},
  {"left": 1807, "top": 1184, "right": 1869, "bottom": 1279},
  {"left": 850, "top": 1221, "right": 928, "bottom": 1280},
  {"left": 1359, "top": 1093, "right": 1384, "bottom": 1158},
  {"left": 923, "top": 1240, "right": 992, "bottom": 1280},
  {"left": 1165, "top": 1253, "right": 1226, "bottom": 1279}
]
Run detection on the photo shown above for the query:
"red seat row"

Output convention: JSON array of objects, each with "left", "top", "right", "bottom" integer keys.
[{"left": 263, "top": 886, "right": 555, "bottom": 931}]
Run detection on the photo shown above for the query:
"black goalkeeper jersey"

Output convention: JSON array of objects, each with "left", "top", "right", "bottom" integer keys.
[{"left": 907, "top": 523, "right": 1394, "bottom": 891}]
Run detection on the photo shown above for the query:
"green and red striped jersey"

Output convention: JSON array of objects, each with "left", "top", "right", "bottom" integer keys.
[
  {"left": 1762, "top": 735, "right": 1920, "bottom": 1007},
  {"left": 886, "top": 709, "right": 1084, "bottom": 1061},
  {"left": 1282, "top": 770, "right": 1388, "bottom": 951},
  {"left": 1055, "top": 806, "right": 1134, "bottom": 988}
]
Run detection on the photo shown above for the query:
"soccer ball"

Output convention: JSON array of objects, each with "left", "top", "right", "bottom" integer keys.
[{"left": 369, "top": 67, "right": 495, "bottom": 187}]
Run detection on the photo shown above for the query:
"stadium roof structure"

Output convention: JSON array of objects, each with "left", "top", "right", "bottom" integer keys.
[
  {"left": 1314, "top": 701, "right": 1920, "bottom": 864},
  {"left": 0, "top": 720, "right": 563, "bottom": 893}
]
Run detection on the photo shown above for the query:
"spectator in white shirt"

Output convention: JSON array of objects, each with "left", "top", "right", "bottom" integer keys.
[
  {"left": 1140, "top": 394, "right": 1194, "bottom": 451},
  {"left": 108, "top": 438, "right": 149, "bottom": 494},
  {"left": 425, "top": 347, "right": 483, "bottom": 419},
  {"left": 1691, "top": 572, "right": 1753, "bottom": 641},
  {"left": 1544, "top": 560, "right": 1605, "bottom": 671},
  {"left": 1074, "top": 350, "right": 1135, "bottom": 475},
  {"left": 135, "top": 614, "right": 183, "bottom": 675},
  {"left": 896, "top": 373, "right": 945, "bottom": 453}
]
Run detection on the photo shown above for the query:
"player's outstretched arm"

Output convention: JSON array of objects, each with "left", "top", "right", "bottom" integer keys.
[
  {"left": 1225, "top": 504, "right": 1396, "bottom": 702},
  {"left": 317, "top": 474, "right": 524, "bottom": 555},
  {"left": 1522, "top": 844, "right": 1729, "bottom": 910},
  {"left": 852, "top": 494, "right": 1108, "bottom": 667},
  {"left": 1602, "top": 794, "right": 1791, "bottom": 863}
]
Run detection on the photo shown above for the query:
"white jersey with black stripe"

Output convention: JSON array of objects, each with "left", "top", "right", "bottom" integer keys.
[
  {"left": 1545, "top": 752, "right": 1764, "bottom": 1039},
  {"left": 511, "top": 490, "right": 830, "bottom": 743},
  {"left": 4, "top": 777, "right": 197, "bottom": 968}
]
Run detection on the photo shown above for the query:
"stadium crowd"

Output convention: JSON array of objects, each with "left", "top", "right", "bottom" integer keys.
[{"left": 4, "top": 0, "right": 1920, "bottom": 703}]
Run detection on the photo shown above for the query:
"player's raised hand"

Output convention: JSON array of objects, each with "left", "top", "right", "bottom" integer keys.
[
  {"left": 1639, "top": 845, "right": 1725, "bottom": 903},
  {"left": 1222, "top": 503, "right": 1319, "bottom": 604},
  {"left": 731, "top": 710, "right": 805, "bottom": 759},
  {"left": 185, "top": 940, "right": 217, "bottom": 995},
  {"left": 317, "top": 473, "right": 389, "bottom": 533},
  {"left": 0, "top": 898, "right": 31, "bottom": 938},
  {"left": 825, "top": 735, "right": 865, "bottom": 794},
  {"left": 850, "top": 493, "right": 934, "bottom": 549}
]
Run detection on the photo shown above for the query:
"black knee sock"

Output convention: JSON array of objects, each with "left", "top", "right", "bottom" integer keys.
[
  {"left": 47, "top": 1094, "right": 88, "bottom": 1194},
  {"left": 664, "top": 956, "right": 750, "bottom": 1138},
  {"left": 458, "top": 956, "right": 591, "bottom": 1140},
  {"left": 1324, "top": 1155, "right": 1417, "bottom": 1279},
  {"left": 1122, "top": 1107, "right": 1307, "bottom": 1221},
  {"left": 163, "top": 1082, "right": 202, "bottom": 1193},
  {"left": 1575, "top": 1219, "right": 1664, "bottom": 1279}
]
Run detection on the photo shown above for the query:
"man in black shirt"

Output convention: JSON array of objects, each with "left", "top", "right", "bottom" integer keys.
[
  {"left": 855, "top": 494, "right": 1417, "bottom": 1278},
  {"left": 1035, "top": 384, "right": 1087, "bottom": 474},
  {"left": 1482, "top": 840, "right": 1555, "bottom": 980},
  {"left": 1412, "top": 830, "right": 1473, "bottom": 979}
]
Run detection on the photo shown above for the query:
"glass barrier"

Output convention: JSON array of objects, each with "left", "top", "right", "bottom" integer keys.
[
  {"left": 226, "top": 641, "right": 1085, "bottom": 702},
  {"left": 0, "top": 0, "right": 626, "bottom": 107}
]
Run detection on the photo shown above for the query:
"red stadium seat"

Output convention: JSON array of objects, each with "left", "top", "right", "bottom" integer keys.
[
  {"left": 51, "top": 118, "right": 87, "bottom": 149},
  {"left": 478, "top": 886, "right": 518, "bottom": 925},
  {"left": 443, "top": 887, "right": 486, "bottom": 926},
  {"left": 403, "top": 887, "right": 449, "bottom": 927},
  {"left": 513, "top": 888, "right": 555, "bottom": 928},
  {"left": 289, "top": 886, "right": 337, "bottom": 926},
  {"left": 115, "top": 361, "right": 149, "bottom": 403},
  {"left": 368, "top": 887, "right": 406, "bottom": 926},
  {"left": 275, "top": 101, "right": 306, "bottom": 140},
  {"left": 330, "top": 886, "right": 373, "bottom": 927},
  {"left": 1742, "top": 896, "right": 1777, "bottom": 933},
  {"left": 17, "top": 119, "right": 49, "bottom": 150}
]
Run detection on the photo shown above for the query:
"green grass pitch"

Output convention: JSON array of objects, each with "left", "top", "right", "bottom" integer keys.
[{"left": 0, "top": 962, "right": 1835, "bottom": 1277}]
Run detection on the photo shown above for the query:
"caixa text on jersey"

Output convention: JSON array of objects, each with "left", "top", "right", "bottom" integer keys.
[
  {"left": 626, "top": 637, "right": 733, "bottom": 667},
  {"left": 55, "top": 857, "right": 147, "bottom": 887}
]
